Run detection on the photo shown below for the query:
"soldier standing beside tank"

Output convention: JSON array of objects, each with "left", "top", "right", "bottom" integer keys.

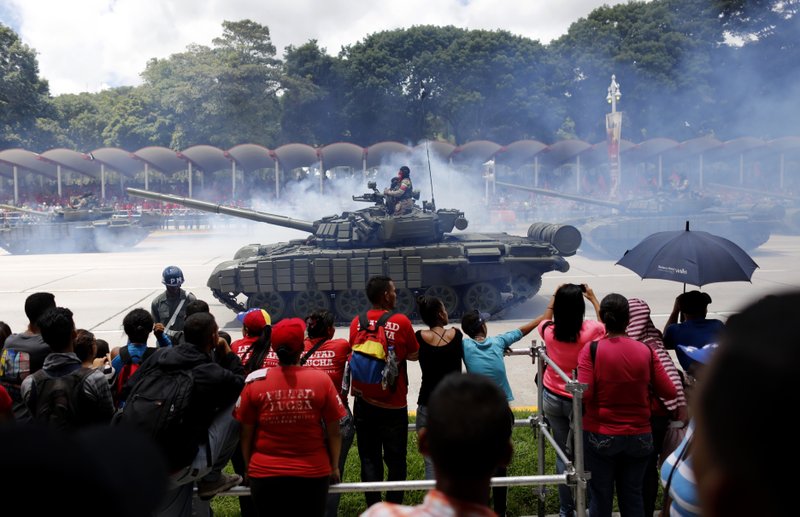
[
  {"left": 384, "top": 166, "right": 414, "bottom": 215},
  {"left": 151, "top": 266, "right": 196, "bottom": 340}
]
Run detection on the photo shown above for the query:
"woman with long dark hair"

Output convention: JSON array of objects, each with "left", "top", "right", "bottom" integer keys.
[
  {"left": 578, "top": 294, "right": 677, "bottom": 517},
  {"left": 237, "top": 318, "right": 345, "bottom": 517},
  {"left": 537, "top": 283, "right": 603, "bottom": 517},
  {"left": 229, "top": 308, "right": 272, "bottom": 374},
  {"left": 414, "top": 295, "right": 463, "bottom": 480}
]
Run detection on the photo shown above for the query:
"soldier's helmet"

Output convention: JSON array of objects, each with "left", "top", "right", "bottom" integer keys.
[{"left": 162, "top": 266, "right": 185, "bottom": 287}]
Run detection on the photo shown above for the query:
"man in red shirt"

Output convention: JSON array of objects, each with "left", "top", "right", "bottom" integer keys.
[{"left": 349, "top": 276, "right": 419, "bottom": 507}]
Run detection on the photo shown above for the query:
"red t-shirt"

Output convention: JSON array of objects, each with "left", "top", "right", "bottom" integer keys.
[
  {"left": 577, "top": 336, "right": 678, "bottom": 435},
  {"left": 230, "top": 336, "right": 279, "bottom": 369},
  {"left": 302, "top": 337, "right": 351, "bottom": 404},
  {"left": 235, "top": 366, "right": 346, "bottom": 478},
  {"left": 349, "top": 310, "right": 418, "bottom": 409}
]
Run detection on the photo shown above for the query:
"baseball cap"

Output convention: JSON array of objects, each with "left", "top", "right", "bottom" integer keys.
[
  {"left": 678, "top": 343, "right": 719, "bottom": 365},
  {"left": 270, "top": 318, "right": 307, "bottom": 354},
  {"left": 237, "top": 308, "right": 271, "bottom": 332}
]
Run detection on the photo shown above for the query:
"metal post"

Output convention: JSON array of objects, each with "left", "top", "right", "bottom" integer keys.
[
  {"left": 571, "top": 381, "right": 588, "bottom": 517},
  {"left": 144, "top": 162, "right": 149, "bottom": 191},
  {"left": 739, "top": 153, "right": 744, "bottom": 186},
  {"left": 535, "top": 344, "right": 546, "bottom": 517},
  {"left": 320, "top": 158, "right": 324, "bottom": 195},
  {"left": 13, "top": 165, "right": 18, "bottom": 205},
  {"left": 57, "top": 164, "right": 62, "bottom": 199},
  {"left": 534, "top": 156, "right": 540, "bottom": 187},
  {"left": 232, "top": 160, "right": 237, "bottom": 199},
  {"left": 101, "top": 163, "right": 106, "bottom": 200},
  {"left": 188, "top": 162, "right": 193, "bottom": 198}
]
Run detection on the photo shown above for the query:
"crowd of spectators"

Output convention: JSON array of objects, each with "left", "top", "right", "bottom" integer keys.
[{"left": 0, "top": 273, "right": 795, "bottom": 517}]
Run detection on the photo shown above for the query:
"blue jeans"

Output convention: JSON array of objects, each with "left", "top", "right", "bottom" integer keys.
[
  {"left": 354, "top": 397, "right": 409, "bottom": 506},
  {"left": 156, "top": 405, "right": 241, "bottom": 517},
  {"left": 583, "top": 431, "right": 653, "bottom": 517},
  {"left": 543, "top": 388, "right": 575, "bottom": 517}
]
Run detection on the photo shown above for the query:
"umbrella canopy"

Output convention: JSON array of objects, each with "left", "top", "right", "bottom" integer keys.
[{"left": 616, "top": 222, "right": 759, "bottom": 288}]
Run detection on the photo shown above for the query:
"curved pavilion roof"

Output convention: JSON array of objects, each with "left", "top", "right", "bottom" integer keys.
[
  {"left": 90, "top": 147, "right": 143, "bottom": 177},
  {"left": 133, "top": 147, "right": 187, "bottom": 174},
  {"left": 319, "top": 142, "right": 364, "bottom": 169},
  {"left": 273, "top": 143, "right": 319, "bottom": 171},
  {"left": 226, "top": 144, "right": 275, "bottom": 172},
  {"left": 2, "top": 136, "right": 800, "bottom": 186},
  {"left": 494, "top": 140, "right": 548, "bottom": 169},
  {"left": 451, "top": 140, "right": 502, "bottom": 166},
  {"left": 0, "top": 149, "right": 58, "bottom": 178},
  {"left": 365, "top": 141, "right": 412, "bottom": 169},
  {"left": 179, "top": 145, "right": 231, "bottom": 173}
]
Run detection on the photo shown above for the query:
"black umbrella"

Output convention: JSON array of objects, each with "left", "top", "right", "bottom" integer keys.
[{"left": 616, "top": 221, "right": 759, "bottom": 290}]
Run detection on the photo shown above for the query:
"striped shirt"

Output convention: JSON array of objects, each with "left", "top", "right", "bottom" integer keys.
[
  {"left": 660, "top": 422, "right": 700, "bottom": 517},
  {"left": 627, "top": 298, "right": 687, "bottom": 412}
]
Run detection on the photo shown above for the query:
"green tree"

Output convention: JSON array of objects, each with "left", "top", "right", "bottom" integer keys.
[
  {"left": 142, "top": 19, "right": 282, "bottom": 149},
  {"left": 549, "top": 0, "right": 725, "bottom": 142},
  {"left": 280, "top": 40, "right": 348, "bottom": 144},
  {"left": 0, "top": 23, "right": 53, "bottom": 149}
]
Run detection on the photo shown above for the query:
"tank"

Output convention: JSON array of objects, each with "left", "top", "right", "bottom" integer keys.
[
  {"left": 707, "top": 182, "right": 798, "bottom": 235},
  {"left": 495, "top": 181, "right": 782, "bottom": 258},
  {"left": 126, "top": 183, "right": 582, "bottom": 322},
  {"left": 0, "top": 203, "right": 152, "bottom": 254}
]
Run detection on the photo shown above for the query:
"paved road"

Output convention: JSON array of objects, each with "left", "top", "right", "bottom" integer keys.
[{"left": 3, "top": 228, "right": 799, "bottom": 409}]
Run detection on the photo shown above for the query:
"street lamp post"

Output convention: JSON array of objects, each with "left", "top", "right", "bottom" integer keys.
[{"left": 606, "top": 75, "right": 622, "bottom": 198}]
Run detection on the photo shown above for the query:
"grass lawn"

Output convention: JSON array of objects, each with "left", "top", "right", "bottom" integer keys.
[{"left": 212, "top": 410, "right": 658, "bottom": 516}]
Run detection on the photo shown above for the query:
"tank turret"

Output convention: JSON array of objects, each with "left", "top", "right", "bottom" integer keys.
[
  {"left": 126, "top": 185, "right": 581, "bottom": 323},
  {"left": 496, "top": 180, "right": 781, "bottom": 258}
]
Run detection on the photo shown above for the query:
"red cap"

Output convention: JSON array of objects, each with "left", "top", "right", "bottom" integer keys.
[{"left": 270, "top": 318, "right": 306, "bottom": 354}]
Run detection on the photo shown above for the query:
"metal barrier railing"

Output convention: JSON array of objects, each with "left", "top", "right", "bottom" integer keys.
[{"left": 212, "top": 344, "right": 589, "bottom": 517}]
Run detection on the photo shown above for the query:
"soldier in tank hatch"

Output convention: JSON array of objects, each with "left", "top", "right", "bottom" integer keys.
[{"left": 384, "top": 166, "right": 414, "bottom": 215}]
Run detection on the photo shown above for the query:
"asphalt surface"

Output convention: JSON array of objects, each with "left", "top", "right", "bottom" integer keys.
[{"left": 2, "top": 226, "right": 799, "bottom": 409}]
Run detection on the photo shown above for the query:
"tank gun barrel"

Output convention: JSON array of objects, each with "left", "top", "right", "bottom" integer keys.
[
  {"left": 126, "top": 188, "right": 316, "bottom": 233},
  {"left": 707, "top": 182, "right": 800, "bottom": 203},
  {"left": 0, "top": 203, "right": 51, "bottom": 217},
  {"left": 495, "top": 181, "right": 622, "bottom": 210}
]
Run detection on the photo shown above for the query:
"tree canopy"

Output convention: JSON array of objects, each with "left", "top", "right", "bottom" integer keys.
[{"left": 1, "top": 4, "right": 797, "bottom": 153}]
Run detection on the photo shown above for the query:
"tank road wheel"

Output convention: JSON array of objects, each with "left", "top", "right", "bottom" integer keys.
[
  {"left": 394, "top": 288, "right": 415, "bottom": 317},
  {"left": 334, "top": 289, "right": 371, "bottom": 321},
  {"left": 292, "top": 290, "right": 331, "bottom": 318},
  {"left": 247, "top": 292, "right": 287, "bottom": 322},
  {"left": 462, "top": 282, "right": 502, "bottom": 314},
  {"left": 424, "top": 285, "right": 459, "bottom": 317},
  {"left": 510, "top": 274, "right": 542, "bottom": 299}
]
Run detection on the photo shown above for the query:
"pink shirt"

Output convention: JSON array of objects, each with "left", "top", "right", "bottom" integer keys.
[{"left": 538, "top": 319, "right": 606, "bottom": 398}]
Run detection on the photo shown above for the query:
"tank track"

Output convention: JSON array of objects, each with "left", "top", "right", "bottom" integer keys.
[{"left": 211, "top": 288, "right": 246, "bottom": 313}]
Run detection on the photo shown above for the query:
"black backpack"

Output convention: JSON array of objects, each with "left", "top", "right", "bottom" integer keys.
[
  {"left": 112, "top": 364, "right": 195, "bottom": 470},
  {"left": 29, "top": 366, "right": 94, "bottom": 431}
]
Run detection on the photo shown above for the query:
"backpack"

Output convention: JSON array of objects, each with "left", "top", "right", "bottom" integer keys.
[
  {"left": 113, "top": 346, "right": 156, "bottom": 408},
  {"left": 29, "top": 365, "right": 94, "bottom": 431},
  {"left": 349, "top": 311, "right": 398, "bottom": 400},
  {"left": 112, "top": 364, "right": 195, "bottom": 470}
]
